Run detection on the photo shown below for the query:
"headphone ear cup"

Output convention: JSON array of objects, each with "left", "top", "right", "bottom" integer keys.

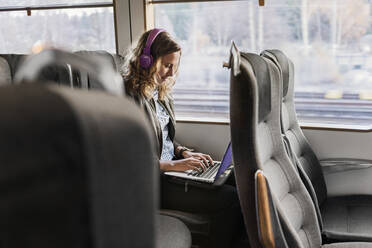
[{"left": 140, "top": 54, "right": 153, "bottom": 69}]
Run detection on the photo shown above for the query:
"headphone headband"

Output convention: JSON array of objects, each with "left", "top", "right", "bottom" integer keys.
[{"left": 140, "top": 28, "right": 166, "bottom": 69}]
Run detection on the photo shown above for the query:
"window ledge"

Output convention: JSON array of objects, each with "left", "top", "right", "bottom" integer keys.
[{"left": 176, "top": 117, "right": 372, "bottom": 132}]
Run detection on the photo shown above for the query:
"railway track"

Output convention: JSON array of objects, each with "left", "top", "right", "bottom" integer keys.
[{"left": 173, "top": 89, "right": 372, "bottom": 124}]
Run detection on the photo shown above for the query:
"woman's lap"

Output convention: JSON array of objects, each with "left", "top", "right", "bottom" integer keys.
[{"left": 160, "top": 175, "right": 239, "bottom": 214}]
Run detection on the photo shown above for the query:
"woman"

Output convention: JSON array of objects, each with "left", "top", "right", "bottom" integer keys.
[{"left": 122, "top": 28, "right": 243, "bottom": 248}]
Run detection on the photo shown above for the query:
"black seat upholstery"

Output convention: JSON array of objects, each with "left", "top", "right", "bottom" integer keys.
[
  {"left": 0, "top": 83, "right": 192, "bottom": 248},
  {"left": 228, "top": 42, "right": 372, "bottom": 248},
  {"left": 261, "top": 49, "right": 372, "bottom": 243},
  {"left": 39, "top": 64, "right": 73, "bottom": 87},
  {"left": 2, "top": 50, "right": 191, "bottom": 248},
  {"left": 0, "top": 53, "right": 73, "bottom": 87},
  {"left": 0, "top": 51, "right": 124, "bottom": 90},
  {"left": 0, "top": 83, "right": 157, "bottom": 247},
  {"left": 1, "top": 49, "right": 192, "bottom": 248}
]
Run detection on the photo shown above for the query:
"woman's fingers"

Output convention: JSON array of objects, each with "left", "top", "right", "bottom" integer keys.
[
  {"left": 205, "top": 154, "right": 214, "bottom": 165},
  {"left": 194, "top": 155, "right": 208, "bottom": 168},
  {"left": 184, "top": 151, "right": 214, "bottom": 168},
  {"left": 189, "top": 157, "right": 206, "bottom": 171},
  {"left": 194, "top": 153, "right": 213, "bottom": 167},
  {"left": 189, "top": 165, "right": 202, "bottom": 172}
]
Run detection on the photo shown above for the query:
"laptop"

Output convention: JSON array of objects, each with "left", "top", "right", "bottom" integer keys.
[{"left": 164, "top": 142, "right": 234, "bottom": 186}]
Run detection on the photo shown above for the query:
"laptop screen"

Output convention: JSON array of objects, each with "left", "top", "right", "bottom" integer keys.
[{"left": 215, "top": 142, "right": 233, "bottom": 179}]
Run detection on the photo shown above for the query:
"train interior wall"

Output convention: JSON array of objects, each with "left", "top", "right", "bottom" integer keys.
[{"left": 176, "top": 121, "right": 372, "bottom": 197}]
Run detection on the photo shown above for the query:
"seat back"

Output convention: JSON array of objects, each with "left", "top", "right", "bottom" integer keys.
[
  {"left": 229, "top": 43, "right": 321, "bottom": 248},
  {"left": 261, "top": 50, "right": 328, "bottom": 207},
  {"left": 0, "top": 83, "right": 157, "bottom": 248},
  {"left": 0, "top": 53, "right": 74, "bottom": 87},
  {"left": 38, "top": 64, "right": 73, "bottom": 87},
  {"left": 13, "top": 49, "right": 123, "bottom": 96},
  {"left": 74, "top": 50, "right": 124, "bottom": 92},
  {"left": 0, "top": 51, "right": 125, "bottom": 92}
]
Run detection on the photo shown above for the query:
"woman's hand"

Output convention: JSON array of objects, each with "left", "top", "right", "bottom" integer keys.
[
  {"left": 160, "top": 157, "right": 208, "bottom": 172},
  {"left": 182, "top": 151, "right": 213, "bottom": 168}
]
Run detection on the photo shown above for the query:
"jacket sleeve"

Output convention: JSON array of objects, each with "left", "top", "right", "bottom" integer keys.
[{"left": 173, "top": 141, "right": 182, "bottom": 158}]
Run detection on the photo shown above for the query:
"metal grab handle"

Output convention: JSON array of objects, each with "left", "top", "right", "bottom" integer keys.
[{"left": 14, "top": 49, "right": 123, "bottom": 96}]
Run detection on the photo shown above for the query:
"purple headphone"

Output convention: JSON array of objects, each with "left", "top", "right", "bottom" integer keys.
[{"left": 139, "top": 28, "right": 165, "bottom": 69}]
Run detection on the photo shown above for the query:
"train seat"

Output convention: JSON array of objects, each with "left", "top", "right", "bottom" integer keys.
[
  {"left": 228, "top": 42, "right": 372, "bottom": 247},
  {"left": 0, "top": 51, "right": 124, "bottom": 90},
  {"left": 8, "top": 49, "right": 210, "bottom": 247},
  {"left": 0, "top": 53, "right": 73, "bottom": 87},
  {"left": 0, "top": 83, "right": 158, "bottom": 247},
  {"left": 73, "top": 50, "right": 124, "bottom": 90},
  {"left": 0, "top": 49, "right": 192, "bottom": 248},
  {"left": 261, "top": 49, "right": 372, "bottom": 243}
]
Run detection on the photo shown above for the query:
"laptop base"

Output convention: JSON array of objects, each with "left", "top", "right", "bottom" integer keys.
[{"left": 165, "top": 165, "right": 234, "bottom": 189}]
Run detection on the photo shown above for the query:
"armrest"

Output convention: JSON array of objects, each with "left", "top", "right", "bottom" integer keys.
[{"left": 255, "top": 170, "right": 288, "bottom": 248}]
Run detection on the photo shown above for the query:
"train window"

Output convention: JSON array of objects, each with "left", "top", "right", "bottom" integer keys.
[
  {"left": 0, "top": 1, "right": 115, "bottom": 53},
  {"left": 0, "top": 1, "right": 112, "bottom": 7},
  {"left": 149, "top": 0, "right": 372, "bottom": 128}
]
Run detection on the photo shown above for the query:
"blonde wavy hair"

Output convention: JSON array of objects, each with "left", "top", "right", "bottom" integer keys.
[{"left": 121, "top": 29, "right": 181, "bottom": 101}]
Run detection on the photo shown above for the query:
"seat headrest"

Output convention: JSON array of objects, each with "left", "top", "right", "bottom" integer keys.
[
  {"left": 0, "top": 56, "right": 11, "bottom": 85},
  {"left": 0, "top": 83, "right": 156, "bottom": 247},
  {"left": 261, "top": 50, "right": 289, "bottom": 98},
  {"left": 240, "top": 52, "right": 272, "bottom": 122},
  {"left": 74, "top": 50, "right": 123, "bottom": 93},
  {"left": 74, "top": 50, "right": 119, "bottom": 71},
  {"left": 13, "top": 50, "right": 123, "bottom": 96},
  {"left": 38, "top": 64, "right": 72, "bottom": 86}
]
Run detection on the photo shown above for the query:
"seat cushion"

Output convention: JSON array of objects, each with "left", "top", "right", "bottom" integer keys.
[
  {"left": 156, "top": 215, "right": 191, "bottom": 248},
  {"left": 321, "top": 195, "right": 372, "bottom": 242}
]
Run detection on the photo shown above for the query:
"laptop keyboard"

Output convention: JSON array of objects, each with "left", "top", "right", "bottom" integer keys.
[{"left": 187, "top": 161, "right": 221, "bottom": 179}]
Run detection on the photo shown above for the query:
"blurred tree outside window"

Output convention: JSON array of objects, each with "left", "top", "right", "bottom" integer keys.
[
  {"left": 151, "top": 0, "right": 372, "bottom": 128},
  {"left": 0, "top": 0, "right": 115, "bottom": 53}
]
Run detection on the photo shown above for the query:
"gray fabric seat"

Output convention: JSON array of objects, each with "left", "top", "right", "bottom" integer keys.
[
  {"left": 73, "top": 50, "right": 124, "bottom": 91},
  {"left": 13, "top": 49, "right": 192, "bottom": 248},
  {"left": 228, "top": 43, "right": 372, "bottom": 248},
  {"left": 0, "top": 83, "right": 157, "bottom": 247},
  {"left": 0, "top": 83, "right": 191, "bottom": 248},
  {"left": 261, "top": 49, "right": 372, "bottom": 243},
  {"left": 0, "top": 51, "right": 124, "bottom": 91},
  {"left": 157, "top": 215, "right": 192, "bottom": 248},
  {"left": 322, "top": 196, "right": 372, "bottom": 242},
  {"left": 38, "top": 64, "right": 73, "bottom": 87}
]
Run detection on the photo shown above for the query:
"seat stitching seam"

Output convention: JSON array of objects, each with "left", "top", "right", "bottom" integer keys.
[
  {"left": 292, "top": 191, "right": 316, "bottom": 247},
  {"left": 301, "top": 226, "right": 312, "bottom": 248},
  {"left": 347, "top": 205, "right": 350, "bottom": 233}
]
